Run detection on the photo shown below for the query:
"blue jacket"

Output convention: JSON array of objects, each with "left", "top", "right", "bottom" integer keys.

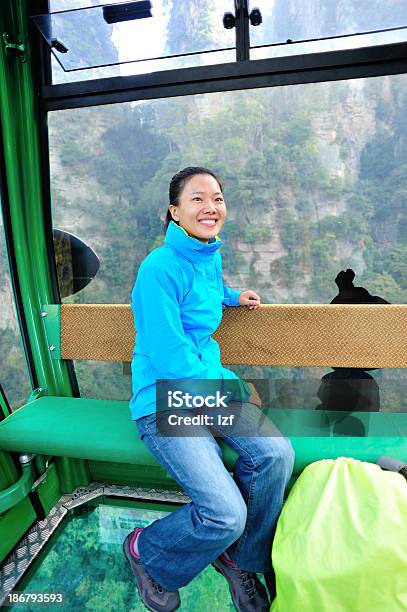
[{"left": 129, "top": 220, "right": 250, "bottom": 420}]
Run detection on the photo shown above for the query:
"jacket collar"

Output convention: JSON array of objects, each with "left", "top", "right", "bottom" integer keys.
[{"left": 164, "top": 220, "right": 222, "bottom": 263}]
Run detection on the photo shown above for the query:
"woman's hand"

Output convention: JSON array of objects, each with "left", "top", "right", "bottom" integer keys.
[
  {"left": 238, "top": 290, "right": 261, "bottom": 310},
  {"left": 246, "top": 382, "right": 262, "bottom": 407}
]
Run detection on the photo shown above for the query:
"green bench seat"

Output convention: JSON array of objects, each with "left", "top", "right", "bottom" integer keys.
[{"left": 0, "top": 397, "right": 406, "bottom": 477}]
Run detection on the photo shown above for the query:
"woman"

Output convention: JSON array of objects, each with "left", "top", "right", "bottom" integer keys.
[{"left": 124, "top": 167, "right": 294, "bottom": 612}]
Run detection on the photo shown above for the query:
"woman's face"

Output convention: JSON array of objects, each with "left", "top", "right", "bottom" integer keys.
[{"left": 169, "top": 173, "right": 226, "bottom": 243}]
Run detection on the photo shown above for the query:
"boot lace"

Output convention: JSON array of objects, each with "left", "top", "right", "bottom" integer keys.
[
  {"left": 147, "top": 574, "right": 164, "bottom": 595},
  {"left": 238, "top": 570, "right": 258, "bottom": 599}
]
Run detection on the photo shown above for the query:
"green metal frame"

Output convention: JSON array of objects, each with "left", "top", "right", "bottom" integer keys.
[
  {"left": 0, "top": 1, "right": 91, "bottom": 553},
  {"left": 0, "top": 451, "right": 19, "bottom": 493},
  {"left": 41, "top": 304, "right": 61, "bottom": 360},
  {"left": 0, "top": 460, "right": 34, "bottom": 514},
  {"left": 0, "top": 384, "right": 11, "bottom": 420},
  {"left": 0, "top": 1, "right": 72, "bottom": 397},
  {"left": 0, "top": 497, "right": 37, "bottom": 565}
]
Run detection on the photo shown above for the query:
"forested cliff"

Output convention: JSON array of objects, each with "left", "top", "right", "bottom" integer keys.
[{"left": 49, "top": 0, "right": 407, "bottom": 304}]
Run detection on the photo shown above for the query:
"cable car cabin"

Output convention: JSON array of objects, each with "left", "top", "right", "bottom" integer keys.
[{"left": 1, "top": 0, "right": 407, "bottom": 608}]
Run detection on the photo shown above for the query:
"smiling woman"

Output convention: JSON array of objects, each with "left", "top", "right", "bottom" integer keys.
[
  {"left": 130, "top": 166, "right": 262, "bottom": 422},
  {"left": 124, "top": 165, "right": 293, "bottom": 612}
]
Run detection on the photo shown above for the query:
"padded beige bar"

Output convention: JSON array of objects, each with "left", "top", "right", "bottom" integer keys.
[
  {"left": 61, "top": 304, "right": 407, "bottom": 368},
  {"left": 61, "top": 304, "right": 135, "bottom": 363}
]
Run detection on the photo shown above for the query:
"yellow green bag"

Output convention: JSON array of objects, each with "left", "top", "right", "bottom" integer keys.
[{"left": 271, "top": 457, "right": 407, "bottom": 612}]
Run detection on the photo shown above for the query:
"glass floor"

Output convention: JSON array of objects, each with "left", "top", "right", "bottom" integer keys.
[{"left": 10, "top": 500, "right": 257, "bottom": 611}]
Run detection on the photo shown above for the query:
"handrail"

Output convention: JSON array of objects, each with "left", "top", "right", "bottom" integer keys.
[
  {"left": 55, "top": 303, "right": 407, "bottom": 369},
  {"left": 0, "top": 455, "right": 34, "bottom": 514}
]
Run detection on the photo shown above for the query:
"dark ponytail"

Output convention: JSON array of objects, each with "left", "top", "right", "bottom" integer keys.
[{"left": 164, "top": 166, "right": 223, "bottom": 234}]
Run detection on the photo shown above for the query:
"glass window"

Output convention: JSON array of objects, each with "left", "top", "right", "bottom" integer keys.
[
  {"left": 250, "top": 1, "right": 407, "bottom": 58},
  {"left": 45, "top": 1, "right": 407, "bottom": 82},
  {"left": 50, "top": 75, "right": 407, "bottom": 305},
  {"left": 49, "top": 73, "right": 407, "bottom": 410},
  {"left": 17, "top": 503, "right": 244, "bottom": 607},
  {"left": 41, "top": 0, "right": 235, "bottom": 84},
  {"left": 0, "top": 200, "right": 31, "bottom": 411}
]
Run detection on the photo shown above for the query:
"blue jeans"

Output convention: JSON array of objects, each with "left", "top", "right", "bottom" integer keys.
[{"left": 135, "top": 401, "right": 294, "bottom": 591}]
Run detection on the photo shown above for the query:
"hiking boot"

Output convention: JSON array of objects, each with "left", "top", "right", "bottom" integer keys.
[
  {"left": 123, "top": 531, "right": 180, "bottom": 612},
  {"left": 212, "top": 551, "right": 270, "bottom": 611}
]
